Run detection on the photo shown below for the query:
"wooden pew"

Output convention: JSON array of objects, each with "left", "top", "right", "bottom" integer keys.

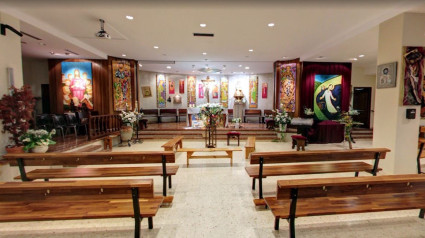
[
  {"left": 245, "top": 136, "right": 256, "bottom": 159},
  {"left": 178, "top": 109, "right": 187, "bottom": 122},
  {"left": 2, "top": 151, "right": 178, "bottom": 202},
  {"left": 0, "top": 179, "right": 163, "bottom": 238},
  {"left": 161, "top": 136, "right": 184, "bottom": 151},
  {"left": 178, "top": 147, "right": 242, "bottom": 166},
  {"left": 245, "top": 148, "right": 390, "bottom": 205},
  {"left": 244, "top": 109, "right": 262, "bottom": 123},
  {"left": 159, "top": 109, "right": 178, "bottom": 123},
  {"left": 265, "top": 174, "right": 425, "bottom": 238},
  {"left": 262, "top": 109, "right": 274, "bottom": 124},
  {"left": 141, "top": 109, "right": 159, "bottom": 123}
]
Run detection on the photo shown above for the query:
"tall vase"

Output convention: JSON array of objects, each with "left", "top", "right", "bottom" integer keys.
[
  {"left": 120, "top": 125, "right": 133, "bottom": 142},
  {"left": 277, "top": 124, "right": 287, "bottom": 141}
]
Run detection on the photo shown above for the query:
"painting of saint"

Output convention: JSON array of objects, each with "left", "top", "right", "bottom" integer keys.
[
  {"left": 212, "top": 84, "right": 219, "bottom": 99},
  {"left": 262, "top": 83, "right": 268, "bottom": 98},
  {"left": 157, "top": 74, "right": 166, "bottom": 108},
  {"left": 187, "top": 76, "right": 196, "bottom": 106},
  {"left": 220, "top": 77, "right": 228, "bottom": 108},
  {"left": 169, "top": 80, "right": 175, "bottom": 94},
  {"left": 403, "top": 47, "right": 425, "bottom": 108},
  {"left": 249, "top": 76, "right": 258, "bottom": 108},
  {"left": 199, "top": 84, "right": 204, "bottom": 98},
  {"left": 112, "top": 60, "right": 132, "bottom": 111},
  {"left": 314, "top": 75, "right": 342, "bottom": 121},
  {"left": 279, "top": 63, "right": 296, "bottom": 112},
  {"left": 179, "top": 79, "right": 185, "bottom": 94},
  {"left": 61, "top": 61, "right": 93, "bottom": 110}
]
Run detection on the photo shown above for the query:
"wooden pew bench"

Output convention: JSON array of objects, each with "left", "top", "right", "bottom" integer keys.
[
  {"left": 245, "top": 136, "right": 256, "bottom": 159},
  {"left": 141, "top": 109, "right": 159, "bottom": 123},
  {"left": 178, "top": 109, "right": 187, "bottom": 122},
  {"left": 245, "top": 148, "right": 390, "bottom": 205},
  {"left": 0, "top": 179, "right": 163, "bottom": 238},
  {"left": 3, "top": 151, "right": 178, "bottom": 203},
  {"left": 161, "top": 136, "right": 184, "bottom": 151},
  {"left": 244, "top": 109, "right": 262, "bottom": 123},
  {"left": 177, "top": 147, "right": 242, "bottom": 166},
  {"left": 265, "top": 174, "right": 425, "bottom": 238},
  {"left": 159, "top": 109, "right": 178, "bottom": 123}
]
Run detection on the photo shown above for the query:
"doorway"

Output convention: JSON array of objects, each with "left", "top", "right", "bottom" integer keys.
[
  {"left": 41, "top": 84, "right": 50, "bottom": 114},
  {"left": 352, "top": 87, "right": 372, "bottom": 129}
]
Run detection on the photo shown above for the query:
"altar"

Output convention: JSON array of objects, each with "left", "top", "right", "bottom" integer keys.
[{"left": 187, "top": 107, "right": 228, "bottom": 128}]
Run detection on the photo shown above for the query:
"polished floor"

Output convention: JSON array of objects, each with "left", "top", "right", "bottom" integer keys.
[{"left": 0, "top": 139, "right": 423, "bottom": 238}]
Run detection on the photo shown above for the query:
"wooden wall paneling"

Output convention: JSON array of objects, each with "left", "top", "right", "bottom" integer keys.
[{"left": 48, "top": 59, "right": 64, "bottom": 114}]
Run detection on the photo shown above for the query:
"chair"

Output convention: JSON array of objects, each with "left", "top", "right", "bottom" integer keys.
[
  {"left": 35, "top": 114, "right": 52, "bottom": 130},
  {"left": 51, "top": 114, "right": 65, "bottom": 141},
  {"left": 75, "top": 111, "right": 88, "bottom": 135},
  {"left": 64, "top": 113, "right": 79, "bottom": 138}
]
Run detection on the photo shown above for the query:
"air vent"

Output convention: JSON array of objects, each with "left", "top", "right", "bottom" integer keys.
[
  {"left": 193, "top": 33, "right": 214, "bottom": 37},
  {"left": 20, "top": 31, "right": 42, "bottom": 40},
  {"left": 65, "top": 49, "right": 79, "bottom": 56}
]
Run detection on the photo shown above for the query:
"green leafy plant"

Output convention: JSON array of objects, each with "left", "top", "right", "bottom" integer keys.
[
  {"left": 232, "top": 118, "right": 242, "bottom": 123},
  {"left": 20, "top": 129, "right": 56, "bottom": 152},
  {"left": 198, "top": 103, "right": 224, "bottom": 127}
]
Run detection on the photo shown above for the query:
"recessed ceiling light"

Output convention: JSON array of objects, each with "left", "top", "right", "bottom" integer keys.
[
  {"left": 351, "top": 58, "right": 358, "bottom": 61},
  {"left": 245, "top": 66, "right": 250, "bottom": 70},
  {"left": 126, "top": 15, "right": 134, "bottom": 20},
  {"left": 358, "top": 54, "right": 365, "bottom": 58},
  {"left": 282, "top": 56, "right": 287, "bottom": 59},
  {"left": 249, "top": 49, "right": 254, "bottom": 52},
  {"left": 122, "top": 54, "right": 126, "bottom": 57},
  {"left": 202, "top": 52, "right": 207, "bottom": 55},
  {"left": 139, "top": 64, "right": 143, "bottom": 67},
  {"left": 192, "top": 70, "right": 195, "bottom": 72},
  {"left": 39, "top": 42, "right": 46, "bottom": 46},
  {"left": 200, "top": 23, "right": 207, "bottom": 27},
  {"left": 238, "top": 65, "right": 242, "bottom": 67},
  {"left": 49, "top": 51, "right": 54, "bottom": 55},
  {"left": 154, "top": 46, "right": 159, "bottom": 49},
  {"left": 268, "top": 23, "right": 275, "bottom": 27},
  {"left": 166, "top": 66, "right": 171, "bottom": 69}
]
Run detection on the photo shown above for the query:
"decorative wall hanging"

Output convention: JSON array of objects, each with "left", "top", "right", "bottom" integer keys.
[
  {"left": 141, "top": 86, "right": 152, "bottom": 97},
  {"left": 173, "top": 94, "right": 182, "bottom": 104},
  {"left": 377, "top": 62, "right": 397, "bottom": 89},
  {"left": 262, "top": 83, "right": 268, "bottom": 98},
  {"left": 187, "top": 76, "right": 196, "bottom": 107},
  {"left": 279, "top": 63, "right": 296, "bottom": 112},
  {"left": 314, "top": 75, "right": 342, "bottom": 121},
  {"left": 179, "top": 79, "right": 185, "bottom": 94},
  {"left": 156, "top": 74, "right": 166, "bottom": 108},
  {"left": 198, "top": 83, "right": 204, "bottom": 98},
  {"left": 112, "top": 60, "right": 132, "bottom": 111},
  {"left": 212, "top": 84, "right": 219, "bottom": 99},
  {"left": 61, "top": 61, "right": 93, "bottom": 110},
  {"left": 249, "top": 76, "right": 258, "bottom": 108},
  {"left": 220, "top": 77, "right": 228, "bottom": 108},
  {"left": 403, "top": 47, "right": 424, "bottom": 107},
  {"left": 169, "top": 80, "right": 175, "bottom": 94}
]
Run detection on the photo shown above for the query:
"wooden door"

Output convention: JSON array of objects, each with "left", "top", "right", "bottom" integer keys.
[
  {"left": 41, "top": 84, "right": 51, "bottom": 114},
  {"left": 352, "top": 87, "right": 371, "bottom": 129}
]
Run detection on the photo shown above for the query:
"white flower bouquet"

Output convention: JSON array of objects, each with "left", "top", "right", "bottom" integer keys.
[
  {"left": 120, "top": 111, "right": 137, "bottom": 125},
  {"left": 274, "top": 109, "right": 292, "bottom": 126},
  {"left": 304, "top": 107, "right": 314, "bottom": 116},
  {"left": 19, "top": 129, "right": 56, "bottom": 152}
]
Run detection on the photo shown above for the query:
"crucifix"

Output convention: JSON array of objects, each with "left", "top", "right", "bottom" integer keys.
[{"left": 201, "top": 76, "right": 215, "bottom": 103}]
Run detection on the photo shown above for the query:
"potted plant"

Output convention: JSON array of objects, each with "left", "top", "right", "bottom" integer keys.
[
  {"left": 335, "top": 110, "right": 362, "bottom": 149},
  {"left": 232, "top": 118, "right": 242, "bottom": 129},
  {"left": 303, "top": 107, "right": 315, "bottom": 117},
  {"left": 273, "top": 109, "right": 292, "bottom": 141},
  {"left": 20, "top": 129, "right": 56, "bottom": 153},
  {"left": 0, "top": 85, "right": 36, "bottom": 153},
  {"left": 119, "top": 110, "right": 137, "bottom": 144}
]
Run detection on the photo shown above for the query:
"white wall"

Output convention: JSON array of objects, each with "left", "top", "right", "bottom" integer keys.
[
  {"left": 0, "top": 12, "right": 24, "bottom": 181},
  {"left": 138, "top": 70, "right": 274, "bottom": 112},
  {"left": 351, "top": 66, "right": 376, "bottom": 128},
  {"left": 22, "top": 58, "right": 49, "bottom": 114}
]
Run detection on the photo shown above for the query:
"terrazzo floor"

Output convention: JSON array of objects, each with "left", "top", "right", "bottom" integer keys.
[{"left": 1, "top": 139, "right": 424, "bottom": 238}]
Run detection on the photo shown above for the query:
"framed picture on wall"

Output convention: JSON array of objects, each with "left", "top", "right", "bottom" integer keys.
[
  {"left": 377, "top": 62, "right": 397, "bottom": 89},
  {"left": 141, "top": 86, "right": 152, "bottom": 97}
]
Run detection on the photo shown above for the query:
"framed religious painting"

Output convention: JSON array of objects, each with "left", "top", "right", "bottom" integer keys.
[
  {"left": 169, "top": 80, "right": 175, "bottom": 94},
  {"left": 313, "top": 74, "right": 342, "bottom": 121},
  {"left": 141, "top": 86, "right": 152, "bottom": 97},
  {"left": 377, "top": 62, "right": 397, "bottom": 89},
  {"left": 61, "top": 61, "right": 94, "bottom": 111},
  {"left": 249, "top": 76, "right": 258, "bottom": 108},
  {"left": 403, "top": 47, "right": 424, "bottom": 106},
  {"left": 179, "top": 79, "right": 185, "bottom": 94},
  {"left": 157, "top": 74, "right": 166, "bottom": 108},
  {"left": 262, "top": 83, "right": 268, "bottom": 98}
]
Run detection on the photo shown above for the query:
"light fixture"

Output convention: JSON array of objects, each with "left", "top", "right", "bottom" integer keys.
[
  {"left": 282, "top": 56, "right": 287, "bottom": 59},
  {"left": 122, "top": 54, "right": 126, "bottom": 57},
  {"left": 268, "top": 23, "right": 275, "bottom": 27},
  {"left": 166, "top": 66, "right": 171, "bottom": 69},
  {"left": 238, "top": 65, "right": 242, "bottom": 67},
  {"left": 39, "top": 42, "right": 46, "bottom": 46},
  {"left": 154, "top": 46, "right": 159, "bottom": 49},
  {"left": 49, "top": 51, "right": 55, "bottom": 55},
  {"left": 249, "top": 49, "right": 254, "bottom": 52},
  {"left": 350, "top": 58, "right": 358, "bottom": 61},
  {"left": 245, "top": 66, "right": 250, "bottom": 70},
  {"left": 202, "top": 52, "right": 207, "bottom": 55},
  {"left": 200, "top": 23, "right": 207, "bottom": 27},
  {"left": 359, "top": 54, "right": 365, "bottom": 58},
  {"left": 126, "top": 15, "right": 134, "bottom": 20},
  {"left": 139, "top": 64, "right": 143, "bottom": 67},
  {"left": 316, "top": 56, "right": 325, "bottom": 60}
]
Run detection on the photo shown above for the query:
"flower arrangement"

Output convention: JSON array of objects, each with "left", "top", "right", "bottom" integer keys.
[
  {"left": 335, "top": 111, "right": 363, "bottom": 149},
  {"left": 232, "top": 118, "right": 242, "bottom": 123},
  {"left": 0, "top": 85, "right": 36, "bottom": 147},
  {"left": 19, "top": 129, "right": 56, "bottom": 152},
  {"left": 273, "top": 109, "right": 292, "bottom": 126},
  {"left": 304, "top": 107, "right": 314, "bottom": 116},
  {"left": 198, "top": 103, "right": 224, "bottom": 127},
  {"left": 120, "top": 111, "right": 137, "bottom": 125}
]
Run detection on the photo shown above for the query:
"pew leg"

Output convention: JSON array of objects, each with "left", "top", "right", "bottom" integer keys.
[
  {"left": 163, "top": 174, "right": 167, "bottom": 196},
  {"left": 168, "top": 175, "right": 172, "bottom": 189},
  {"left": 252, "top": 178, "right": 256, "bottom": 190},
  {"left": 354, "top": 172, "right": 359, "bottom": 177},
  {"left": 44, "top": 178, "right": 49, "bottom": 181},
  {"left": 274, "top": 217, "right": 280, "bottom": 230},
  {"left": 148, "top": 217, "right": 153, "bottom": 229},
  {"left": 134, "top": 217, "right": 141, "bottom": 238},
  {"left": 420, "top": 209, "right": 424, "bottom": 219},
  {"left": 289, "top": 218, "right": 296, "bottom": 238}
]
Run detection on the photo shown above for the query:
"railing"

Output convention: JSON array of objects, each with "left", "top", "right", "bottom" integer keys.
[{"left": 88, "top": 114, "right": 121, "bottom": 140}]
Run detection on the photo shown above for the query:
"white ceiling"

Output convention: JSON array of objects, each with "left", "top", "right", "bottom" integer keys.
[{"left": 1, "top": 0, "right": 424, "bottom": 75}]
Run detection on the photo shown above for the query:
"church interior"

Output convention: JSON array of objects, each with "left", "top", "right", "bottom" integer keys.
[{"left": 0, "top": 0, "right": 425, "bottom": 237}]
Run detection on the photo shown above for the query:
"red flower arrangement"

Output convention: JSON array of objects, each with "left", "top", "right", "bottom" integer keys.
[{"left": 0, "top": 85, "right": 36, "bottom": 147}]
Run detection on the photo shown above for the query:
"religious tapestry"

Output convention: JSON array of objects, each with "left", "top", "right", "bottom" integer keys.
[
  {"left": 61, "top": 62, "right": 93, "bottom": 110},
  {"left": 112, "top": 60, "right": 132, "bottom": 111},
  {"left": 262, "top": 83, "right": 268, "bottom": 98},
  {"left": 249, "top": 76, "right": 258, "bottom": 108},
  {"left": 314, "top": 75, "right": 342, "bottom": 121},
  {"left": 169, "top": 80, "right": 175, "bottom": 94},
  {"left": 212, "top": 84, "right": 219, "bottom": 99},
  {"left": 157, "top": 74, "right": 166, "bottom": 108},
  {"left": 179, "top": 79, "right": 185, "bottom": 94},
  {"left": 187, "top": 76, "right": 196, "bottom": 106},
  {"left": 403, "top": 47, "right": 425, "bottom": 111},
  {"left": 220, "top": 77, "right": 228, "bottom": 108},
  {"left": 279, "top": 63, "right": 296, "bottom": 112},
  {"left": 198, "top": 83, "right": 204, "bottom": 98}
]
